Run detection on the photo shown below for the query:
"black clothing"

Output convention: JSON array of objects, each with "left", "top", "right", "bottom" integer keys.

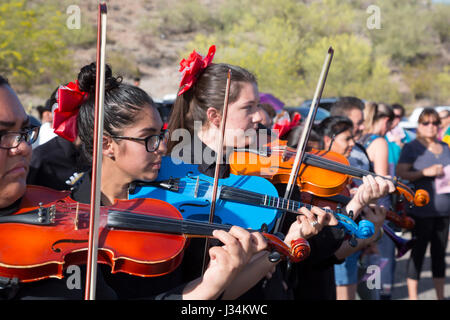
[
  {"left": 27, "top": 136, "right": 90, "bottom": 190},
  {"left": 276, "top": 184, "right": 346, "bottom": 300},
  {"left": 407, "top": 216, "right": 450, "bottom": 280}
]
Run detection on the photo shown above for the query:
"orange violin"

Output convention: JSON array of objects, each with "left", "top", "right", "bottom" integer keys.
[
  {"left": 229, "top": 140, "right": 429, "bottom": 207},
  {"left": 0, "top": 186, "right": 309, "bottom": 283}
]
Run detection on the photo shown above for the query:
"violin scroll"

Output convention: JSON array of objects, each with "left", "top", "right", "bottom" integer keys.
[
  {"left": 413, "top": 189, "right": 429, "bottom": 207},
  {"left": 263, "top": 233, "right": 310, "bottom": 263},
  {"left": 289, "top": 238, "right": 311, "bottom": 263},
  {"left": 356, "top": 220, "right": 376, "bottom": 239}
]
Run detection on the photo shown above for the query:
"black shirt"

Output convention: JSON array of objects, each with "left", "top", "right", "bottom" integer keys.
[{"left": 27, "top": 136, "right": 90, "bottom": 190}]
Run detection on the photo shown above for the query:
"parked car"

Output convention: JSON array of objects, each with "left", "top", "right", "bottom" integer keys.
[
  {"left": 283, "top": 106, "right": 330, "bottom": 124},
  {"left": 299, "top": 97, "right": 339, "bottom": 111}
]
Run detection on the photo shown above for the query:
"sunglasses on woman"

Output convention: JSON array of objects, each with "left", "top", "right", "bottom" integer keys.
[{"left": 420, "top": 121, "right": 440, "bottom": 126}]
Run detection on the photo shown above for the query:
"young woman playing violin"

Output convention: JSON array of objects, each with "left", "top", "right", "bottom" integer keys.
[
  {"left": 166, "top": 47, "right": 333, "bottom": 300},
  {"left": 166, "top": 45, "right": 396, "bottom": 300}
]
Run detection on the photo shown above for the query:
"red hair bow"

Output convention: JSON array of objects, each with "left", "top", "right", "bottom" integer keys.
[
  {"left": 178, "top": 45, "right": 216, "bottom": 96},
  {"left": 273, "top": 113, "right": 301, "bottom": 138},
  {"left": 52, "top": 80, "right": 89, "bottom": 142}
]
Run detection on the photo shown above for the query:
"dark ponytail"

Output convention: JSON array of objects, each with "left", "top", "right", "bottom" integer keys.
[{"left": 76, "top": 62, "right": 156, "bottom": 161}]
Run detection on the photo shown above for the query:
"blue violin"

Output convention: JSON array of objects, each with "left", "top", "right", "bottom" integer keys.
[{"left": 128, "top": 156, "right": 375, "bottom": 245}]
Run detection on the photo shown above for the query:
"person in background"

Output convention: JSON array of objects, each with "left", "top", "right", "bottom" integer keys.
[
  {"left": 359, "top": 101, "right": 396, "bottom": 300},
  {"left": 438, "top": 110, "right": 450, "bottom": 147},
  {"left": 27, "top": 87, "right": 91, "bottom": 191},
  {"left": 33, "top": 103, "right": 57, "bottom": 147},
  {"left": 396, "top": 108, "right": 450, "bottom": 300},
  {"left": 385, "top": 103, "right": 413, "bottom": 177},
  {"left": 258, "top": 103, "right": 277, "bottom": 128}
]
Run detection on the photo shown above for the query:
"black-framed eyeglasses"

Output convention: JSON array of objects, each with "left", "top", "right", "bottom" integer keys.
[
  {"left": 0, "top": 126, "right": 40, "bottom": 150},
  {"left": 111, "top": 130, "right": 169, "bottom": 152}
]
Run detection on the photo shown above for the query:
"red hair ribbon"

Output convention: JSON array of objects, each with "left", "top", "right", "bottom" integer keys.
[
  {"left": 53, "top": 80, "right": 89, "bottom": 142},
  {"left": 178, "top": 45, "right": 216, "bottom": 96},
  {"left": 273, "top": 113, "right": 301, "bottom": 138}
]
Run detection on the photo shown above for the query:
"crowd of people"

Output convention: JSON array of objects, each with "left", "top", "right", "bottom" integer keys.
[{"left": 0, "top": 44, "right": 449, "bottom": 301}]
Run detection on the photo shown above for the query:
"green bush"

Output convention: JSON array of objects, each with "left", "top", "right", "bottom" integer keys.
[{"left": 0, "top": 0, "right": 72, "bottom": 95}]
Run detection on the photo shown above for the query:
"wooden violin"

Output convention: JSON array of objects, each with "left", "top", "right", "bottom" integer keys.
[
  {"left": 0, "top": 186, "right": 308, "bottom": 283},
  {"left": 229, "top": 143, "right": 430, "bottom": 207}
]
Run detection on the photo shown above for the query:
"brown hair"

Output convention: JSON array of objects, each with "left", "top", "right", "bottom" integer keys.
[{"left": 167, "top": 63, "right": 257, "bottom": 152}]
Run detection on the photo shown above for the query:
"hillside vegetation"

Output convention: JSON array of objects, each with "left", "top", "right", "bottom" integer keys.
[{"left": 1, "top": 0, "right": 449, "bottom": 114}]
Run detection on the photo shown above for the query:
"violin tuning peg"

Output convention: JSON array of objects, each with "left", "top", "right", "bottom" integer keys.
[
  {"left": 268, "top": 251, "right": 281, "bottom": 263},
  {"left": 336, "top": 203, "right": 342, "bottom": 214}
]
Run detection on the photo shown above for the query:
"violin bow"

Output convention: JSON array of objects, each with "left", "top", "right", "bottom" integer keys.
[
  {"left": 201, "top": 69, "right": 232, "bottom": 274},
  {"left": 85, "top": 2, "right": 107, "bottom": 300},
  {"left": 273, "top": 47, "right": 334, "bottom": 234}
]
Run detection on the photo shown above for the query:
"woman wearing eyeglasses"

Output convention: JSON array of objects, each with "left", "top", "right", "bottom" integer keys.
[{"left": 396, "top": 108, "right": 450, "bottom": 300}]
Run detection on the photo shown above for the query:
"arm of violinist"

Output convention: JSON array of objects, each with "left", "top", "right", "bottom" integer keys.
[
  {"left": 221, "top": 251, "right": 277, "bottom": 300},
  {"left": 181, "top": 227, "right": 266, "bottom": 300},
  {"left": 345, "top": 175, "right": 395, "bottom": 219},
  {"left": 221, "top": 205, "right": 340, "bottom": 300},
  {"left": 222, "top": 214, "right": 321, "bottom": 301},
  {"left": 334, "top": 204, "right": 386, "bottom": 260}
]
